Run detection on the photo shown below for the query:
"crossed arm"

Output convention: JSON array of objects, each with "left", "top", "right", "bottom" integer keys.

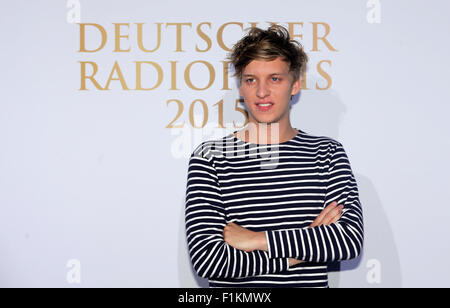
[
  {"left": 186, "top": 141, "right": 363, "bottom": 279},
  {"left": 223, "top": 201, "right": 344, "bottom": 267}
]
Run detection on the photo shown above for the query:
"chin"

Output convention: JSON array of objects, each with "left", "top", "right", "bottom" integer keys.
[{"left": 251, "top": 116, "right": 281, "bottom": 126}]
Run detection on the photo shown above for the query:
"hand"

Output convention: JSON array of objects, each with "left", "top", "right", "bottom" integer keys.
[
  {"left": 223, "top": 222, "right": 264, "bottom": 252},
  {"left": 309, "top": 201, "right": 344, "bottom": 228},
  {"left": 223, "top": 202, "right": 344, "bottom": 263},
  {"left": 289, "top": 258, "right": 303, "bottom": 267}
]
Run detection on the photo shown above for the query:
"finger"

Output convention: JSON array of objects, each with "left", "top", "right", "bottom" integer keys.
[
  {"left": 328, "top": 211, "right": 341, "bottom": 225},
  {"left": 224, "top": 222, "right": 235, "bottom": 232},
  {"left": 225, "top": 222, "right": 235, "bottom": 229},
  {"left": 326, "top": 201, "right": 339, "bottom": 207},
  {"left": 322, "top": 205, "right": 344, "bottom": 225},
  {"left": 314, "top": 202, "right": 337, "bottom": 223},
  {"left": 323, "top": 205, "right": 343, "bottom": 223},
  {"left": 311, "top": 201, "right": 338, "bottom": 227}
]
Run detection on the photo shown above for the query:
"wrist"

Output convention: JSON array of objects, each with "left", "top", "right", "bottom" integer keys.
[{"left": 255, "top": 231, "right": 269, "bottom": 251}]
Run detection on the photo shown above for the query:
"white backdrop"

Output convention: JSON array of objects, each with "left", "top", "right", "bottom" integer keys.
[{"left": 1, "top": 0, "right": 449, "bottom": 287}]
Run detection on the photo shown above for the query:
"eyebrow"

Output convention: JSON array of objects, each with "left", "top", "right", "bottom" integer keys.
[{"left": 243, "top": 73, "right": 286, "bottom": 77}]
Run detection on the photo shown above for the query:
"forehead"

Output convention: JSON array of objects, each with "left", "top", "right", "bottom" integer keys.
[{"left": 242, "top": 58, "right": 290, "bottom": 75}]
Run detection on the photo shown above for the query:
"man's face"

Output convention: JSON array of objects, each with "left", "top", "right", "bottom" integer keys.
[{"left": 239, "top": 57, "right": 301, "bottom": 127}]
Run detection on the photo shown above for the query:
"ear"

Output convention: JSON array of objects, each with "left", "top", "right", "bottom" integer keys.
[{"left": 291, "top": 77, "right": 301, "bottom": 96}]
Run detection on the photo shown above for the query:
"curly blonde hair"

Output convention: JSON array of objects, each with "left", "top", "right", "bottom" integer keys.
[{"left": 229, "top": 25, "right": 308, "bottom": 83}]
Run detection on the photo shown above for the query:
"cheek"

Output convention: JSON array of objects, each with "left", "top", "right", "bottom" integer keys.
[
  {"left": 272, "top": 86, "right": 291, "bottom": 100},
  {"left": 240, "top": 84, "right": 253, "bottom": 94},
  {"left": 240, "top": 88, "right": 256, "bottom": 103}
]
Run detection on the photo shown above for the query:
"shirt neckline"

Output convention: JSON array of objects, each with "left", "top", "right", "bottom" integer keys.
[{"left": 232, "top": 128, "right": 302, "bottom": 146}]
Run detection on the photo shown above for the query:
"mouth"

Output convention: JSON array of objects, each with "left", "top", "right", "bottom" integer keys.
[{"left": 255, "top": 102, "right": 274, "bottom": 112}]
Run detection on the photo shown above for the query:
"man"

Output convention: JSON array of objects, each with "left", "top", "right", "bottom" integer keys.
[{"left": 184, "top": 25, "right": 363, "bottom": 287}]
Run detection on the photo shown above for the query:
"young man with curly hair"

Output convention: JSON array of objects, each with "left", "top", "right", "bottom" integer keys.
[{"left": 184, "top": 25, "right": 363, "bottom": 288}]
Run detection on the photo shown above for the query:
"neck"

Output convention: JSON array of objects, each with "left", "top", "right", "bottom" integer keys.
[{"left": 239, "top": 122, "right": 297, "bottom": 144}]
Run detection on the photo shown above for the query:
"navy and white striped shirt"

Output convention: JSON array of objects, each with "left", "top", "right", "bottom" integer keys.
[{"left": 184, "top": 128, "right": 363, "bottom": 288}]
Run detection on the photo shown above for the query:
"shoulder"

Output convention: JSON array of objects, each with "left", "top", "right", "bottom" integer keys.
[
  {"left": 190, "top": 134, "right": 231, "bottom": 162},
  {"left": 297, "top": 129, "right": 343, "bottom": 150}
]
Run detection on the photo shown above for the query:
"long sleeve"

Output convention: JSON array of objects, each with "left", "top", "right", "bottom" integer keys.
[
  {"left": 185, "top": 150, "right": 290, "bottom": 279},
  {"left": 264, "top": 141, "right": 364, "bottom": 262}
]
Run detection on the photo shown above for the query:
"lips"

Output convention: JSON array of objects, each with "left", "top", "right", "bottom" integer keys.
[{"left": 255, "top": 102, "right": 274, "bottom": 112}]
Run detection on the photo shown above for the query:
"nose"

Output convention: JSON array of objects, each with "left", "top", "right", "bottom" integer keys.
[{"left": 256, "top": 81, "right": 270, "bottom": 98}]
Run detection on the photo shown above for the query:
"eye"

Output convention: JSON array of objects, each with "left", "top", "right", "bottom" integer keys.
[
  {"left": 245, "top": 78, "right": 255, "bottom": 84},
  {"left": 272, "top": 77, "right": 280, "bottom": 82}
]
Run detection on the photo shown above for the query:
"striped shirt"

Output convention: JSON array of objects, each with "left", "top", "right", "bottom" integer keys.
[{"left": 184, "top": 128, "right": 364, "bottom": 288}]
